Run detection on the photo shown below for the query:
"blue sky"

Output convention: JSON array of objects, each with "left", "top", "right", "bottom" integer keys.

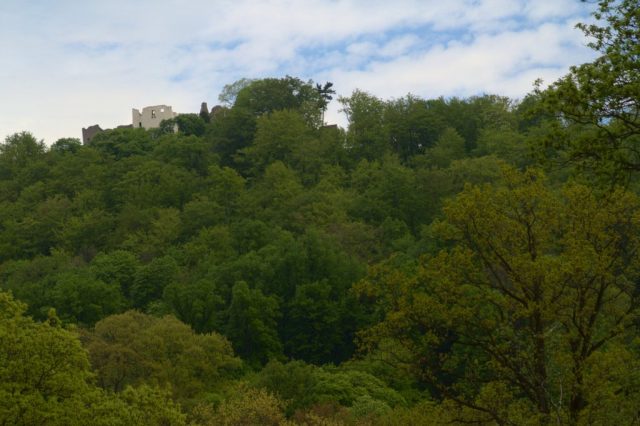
[{"left": 0, "top": 0, "right": 597, "bottom": 144}]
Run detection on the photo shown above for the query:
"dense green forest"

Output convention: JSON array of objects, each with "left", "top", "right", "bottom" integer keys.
[{"left": 1, "top": 1, "right": 639, "bottom": 424}]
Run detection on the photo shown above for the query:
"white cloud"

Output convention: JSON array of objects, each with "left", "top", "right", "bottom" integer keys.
[
  {"left": 0, "top": 0, "right": 597, "bottom": 143},
  {"left": 325, "top": 20, "right": 592, "bottom": 99},
  {"left": 523, "top": 0, "right": 583, "bottom": 21},
  {"left": 379, "top": 35, "right": 422, "bottom": 58}
]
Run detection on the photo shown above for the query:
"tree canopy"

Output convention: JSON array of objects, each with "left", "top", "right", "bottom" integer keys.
[{"left": 1, "top": 1, "right": 640, "bottom": 423}]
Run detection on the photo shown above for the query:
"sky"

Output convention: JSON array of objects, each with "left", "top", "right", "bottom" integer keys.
[{"left": 0, "top": 0, "right": 598, "bottom": 145}]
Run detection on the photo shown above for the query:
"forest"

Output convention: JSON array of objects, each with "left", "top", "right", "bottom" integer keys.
[{"left": 1, "top": 1, "right": 639, "bottom": 424}]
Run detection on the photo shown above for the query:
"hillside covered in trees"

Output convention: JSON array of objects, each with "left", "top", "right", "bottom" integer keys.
[{"left": 1, "top": 1, "right": 639, "bottom": 424}]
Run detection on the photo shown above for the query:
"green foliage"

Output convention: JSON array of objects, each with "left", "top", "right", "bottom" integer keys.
[
  {"left": 253, "top": 360, "right": 406, "bottom": 419},
  {"left": 195, "top": 384, "right": 287, "bottom": 426},
  {"left": 152, "top": 133, "right": 214, "bottom": 175},
  {"left": 536, "top": 0, "right": 640, "bottom": 180},
  {"left": 163, "top": 277, "right": 226, "bottom": 333},
  {"left": 206, "top": 164, "right": 246, "bottom": 219},
  {"left": 218, "top": 78, "right": 255, "bottom": 106},
  {"left": 51, "top": 137, "right": 82, "bottom": 154},
  {"left": 208, "top": 105, "right": 257, "bottom": 167},
  {"left": 424, "top": 127, "right": 466, "bottom": 168},
  {"left": 242, "top": 109, "right": 311, "bottom": 174},
  {"left": 350, "top": 156, "right": 423, "bottom": 233},
  {"left": 0, "top": 252, "right": 127, "bottom": 325},
  {"left": 91, "top": 250, "right": 140, "bottom": 298},
  {"left": 249, "top": 161, "right": 304, "bottom": 227},
  {"left": 284, "top": 280, "right": 344, "bottom": 363},
  {"left": 91, "top": 128, "right": 153, "bottom": 159},
  {"left": 340, "top": 90, "right": 387, "bottom": 161},
  {"left": 234, "top": 76, "right": 323, "bottom": 127},
  {"left": 49, "top": 271, "right": 125, "bottom": 325},
  {"left": 357, "top": 167, "right": 640, "bottom": 423},
  {"left": 2, "top": 7, "right": 638, "bottom": 419},
  {"left": 130, "top": 255, "right": 179, "bottom": 308},
  {"left": 316, "top": 81, "right": 336, "bottom": 124},
  {"left": 108, "top": 385, "right": 188, "bottom": 426},
  {"left": 175, "top": 113, "right": 207, "bottom": 137},
  {"left": 0, "top": 132, "right": 48, "bottom": 203},
  {"left": 253, "top": 360, "right": 319, "bottom": 415},
  {"left": 0, "top": 132, "right": 46, "bottom": 179},
  {"left": 225, "top": 281, "right": 282, "bottom": 367},
  {"left": 0, "top": 291, "right": 92, "bottom": 424},
  {"left": 0, "top": 290, "right": 187, "bottom": 425},
  {"left": 474, "top": 126, "right": 531, "bottom": 167},
  {"left": 85, "top": 310, "right": 241, "bottom": 402},
  {"left": 114, "top": 160, "right": 196, "bottom": 209}
]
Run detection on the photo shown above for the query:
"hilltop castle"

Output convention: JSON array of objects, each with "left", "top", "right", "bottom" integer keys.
[
  {"left": 132, "top": 105, "right": 178, "bottom": 130},
  {"left": 82, "top": 104, "right": 179, "bottom": 144}
]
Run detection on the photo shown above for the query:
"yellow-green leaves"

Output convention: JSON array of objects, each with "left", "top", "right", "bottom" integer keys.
[
  {"left": 357, "top": 166, "right": 640, "bottom": 423},
  {"left": 84, "top": 310, "right": 241, "bottom": 401}
]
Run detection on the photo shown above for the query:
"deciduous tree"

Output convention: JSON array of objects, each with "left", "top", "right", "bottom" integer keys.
[{"left": 357, "top": 167, "right": 640, "bottom": 423}]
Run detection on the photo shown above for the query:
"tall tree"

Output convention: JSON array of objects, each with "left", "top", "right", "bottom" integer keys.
[
  {"left": 357, "top": 167, "right": 640, "bottom": 423},
  {"left": 0, "top": 291, "right": 187, "bottom": 425},
  {"left": 339, "top": 90, "right": 387, "bottom": 161},
  {"left": 225, "top": 281, "right": 282, "bottom": 368},
  {"left": 537, "top": 0, "right": 640, "bottom": 179},
  {"left": 316, "top": 81, "right": 336, "bottom": 125},
  {"left": 234, "top": 76, "right": 322, "bottom": 127},
  {"left": 85, "top": 310, "right": 240, "bottom": 401},
  {"left": 218, "top": 78, "right": 255, "bottom": 106}
]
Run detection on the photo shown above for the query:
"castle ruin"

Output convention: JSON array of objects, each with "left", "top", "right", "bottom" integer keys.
[{"left": 132, "top": 105, "right": 178, "bottom": 130}]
